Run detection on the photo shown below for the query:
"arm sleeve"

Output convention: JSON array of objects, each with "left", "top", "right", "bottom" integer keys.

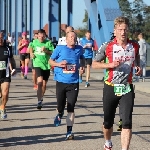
[
  {"left": 8, "top": 46, "right": 13, "bottom": 58},
  {"left": 94, "top": 42, "right": 108, "bottom": 62},
  {"left": 138, "top": 41, "right": 142, "bottom": 55},
  {"left": 50, "top": 46, "right": 60, "bottom": 60},
  {"left": 80, "top": 46, "right": 84, "bottom": 59},
  {"left": 48, "top": 41, "right": 54, "bottom": 51}
]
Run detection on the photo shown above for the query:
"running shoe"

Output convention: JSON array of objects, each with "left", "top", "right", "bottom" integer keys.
[
  {"left": 37, "top": 101, "right": 43, "bottom": 110},
  {"left": 1, "top": 109, "right": 7, "bottom": 119},
  {"left": 24, "top": 75, "right": 27, "bottom": 79},
  {"left": 85, "top": 82, "right": 90, "bottom": 88},
  {"left": 117, "top": 120, "right": 122, "bottom": 131},
  {"left": 21, "top": 72, "right": 24, "bottom": 78},
  {"left": 65, "top": 131, "right": 74, "bottom": 140},
  {"left": 33, "top": 84, "right": 38, "bottom": 90},
  {"left": 104, "top": 144, "right": 112, "bottom": 150},
  {"left": 54, "top": 114, "right": 61, "bottom": 127}
]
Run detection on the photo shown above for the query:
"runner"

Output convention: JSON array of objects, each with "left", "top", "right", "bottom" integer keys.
[
  {"left": 96, "top": 33, "right": 123, "bottom": 131},
  {"left": 30, "top": 29, "right": 54, "bottom": 109},
  {"left": 49, "top": 31, "right": 85, "bottom": 140},
  {"left": 80, "top": 30, "right": 94, "bottom": 87},
  {"left": 137, "top": 33, "right": 147, "bottom": 82},
  {"left": 0, "top": 32, "right": 16, "bottom": 119},
  {"left": 29, "top": 33, "right": 38, "bottom": 90},
  {"left": 58, "top": 26, "right": 80, "bottom": 45},
  {"left": 17, "top": 32, "right": 30, "bottom": 79},
  {"left": 92, "top": 16, "right": 141, "bottom": 150}
]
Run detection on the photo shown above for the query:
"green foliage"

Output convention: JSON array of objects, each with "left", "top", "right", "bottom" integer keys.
[
  {"left": 118, "top": 0, "right": 150, "bottom": 42},
  {"left": 76, "top": 9, "right": 88, "bottom": 38}
]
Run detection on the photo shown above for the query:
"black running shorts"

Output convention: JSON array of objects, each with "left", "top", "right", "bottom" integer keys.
[
  {"left": 20, "top": 53, "right": 30, "bottom": 61},
  {"left": 85, "top": 58, "right": 92, "bottom": 66},
  {"left": 0, "top": 77, "right": 11, "bottom": 84},
  {"left": 34, "top": 67, "right": 50, "bottom": 81}
]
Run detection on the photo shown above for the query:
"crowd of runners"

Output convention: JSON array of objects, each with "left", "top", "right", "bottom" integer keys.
[{"left": 0, "top": 16, "right": 144, "bottom": 150}]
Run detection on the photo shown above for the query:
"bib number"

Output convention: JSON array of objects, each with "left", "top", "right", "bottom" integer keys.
[
  {"left": 63, "top": 64, "right": 76, "bottom": 74},
  {"left": 114, "top": 84, "right": 131, "bottom": 96},
  {"left": 0, "top": 61, "right": 6, "bottom": 70}
]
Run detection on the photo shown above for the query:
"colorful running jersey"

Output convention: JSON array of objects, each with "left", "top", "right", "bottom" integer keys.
[
  {"left": 94, "top": 38, "right": 139, "bottom": 84},
  {"left": 30, "top": 39, "right": 54, "bottom": 70}
]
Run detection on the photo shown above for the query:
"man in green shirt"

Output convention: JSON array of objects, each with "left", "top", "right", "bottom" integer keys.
[{"left": 30, "top": 29, "right": 54, "bottom": 109}]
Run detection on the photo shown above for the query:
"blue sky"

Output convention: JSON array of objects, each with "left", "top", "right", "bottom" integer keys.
[{"left": 61, "top": 0, "right": 86, "bottom": 29}]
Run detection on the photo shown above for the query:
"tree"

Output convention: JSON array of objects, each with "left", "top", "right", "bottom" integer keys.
[
  {"left": 76, "top": 9, "right": 88, "bottom": 38},
  {"left": 82, "top": 9, "right": 88, "bottom": 28},
  {"left": 118, "top": 0, "right": 132, "bottom": 18}
]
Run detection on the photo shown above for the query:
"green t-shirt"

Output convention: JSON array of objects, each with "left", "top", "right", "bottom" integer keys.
[{"left": 30, "top": 39, "right": 54, "bottom": 70}]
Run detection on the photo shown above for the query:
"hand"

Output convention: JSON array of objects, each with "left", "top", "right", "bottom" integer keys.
[
  {"left": 109, "top": 60, "right": 120, "bottom": 68},
  {"left": 135, "top": 66, "right": 142, "bottom": 76},
  {"left": 83, "top": 44, "right": 87, "bottom": 49},
  {"left": 31, "top": 53, "right": 35, "bottom": 59},
  {"left": 79, "top": 67, "right": 85, "bottom": 75},
  {"left": 11, "top": 69, "right": 17, "bottom": 76},
  {"left": 41, "top": 47, "right": 46, "bottom": 52},
  {"left": 58, "top": 60, "right": 67, "bottom": 68}
]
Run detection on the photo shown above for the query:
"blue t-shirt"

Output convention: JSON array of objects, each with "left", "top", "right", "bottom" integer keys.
[
  {"left": 51, "top": 45, "right": 84, "bottom": 83},
  {"left": 80, "top": 37, "right": 94, "bottom": 58}
]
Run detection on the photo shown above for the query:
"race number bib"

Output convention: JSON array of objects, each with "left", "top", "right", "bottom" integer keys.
[
  {"left": 114, "top": 84, "right": 131, "bottom": 96},
  {"left": 34, "top": 47, "right": 45, "bottom": 55},
  {"left": 63, "top": 64, "right": 76, "bottom": 74},
  {"left": 0, "top": 61, "right": 6, "bottom": 70}
]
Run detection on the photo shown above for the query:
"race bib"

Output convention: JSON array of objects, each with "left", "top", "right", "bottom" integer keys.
[
  {"left": 114, "top": 84, "right": 131, "bottom": 96},
  {"left": 0, "top": 61, "right": 6, "bottom": 70},
  {"left": 63, "top": 64, "right": 76, "bottom": 74},
  {"left": 35, "top": 47, "right": 45, "bottom": 55}
]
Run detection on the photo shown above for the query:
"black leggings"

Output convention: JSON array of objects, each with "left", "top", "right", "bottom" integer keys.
[{"left": 103, "top": 83, "right": 135, "bottom": 129}]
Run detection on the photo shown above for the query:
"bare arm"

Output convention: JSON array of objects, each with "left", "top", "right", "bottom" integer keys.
[
  {"left": 17, "top": 40, "right": 25, "bottom": 50},
  {"left": 9, "top": 57, "right": 16, "bottom": 69},
  {"left": 43, "top": 49, "right": 53, "bottom": 55},
  {"left": 92, "top": 60, "right": 113, "bottom": 69},
  {"left": 134, "top": 54, "right": 140, "bottom": 67},
  {"left": 30, "top": 47, "right": 35, "bottom": 59},
  {"left": 49, "top": 59, "right": 67, "bottom": 67}
]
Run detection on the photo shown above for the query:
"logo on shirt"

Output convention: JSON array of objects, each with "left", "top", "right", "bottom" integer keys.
[{"left": 4, "top": 51, "right": 8, "bottom": 55}]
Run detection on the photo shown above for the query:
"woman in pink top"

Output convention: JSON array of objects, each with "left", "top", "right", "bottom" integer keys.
[{"left": 17, "top": 32, "right": 30, "bottom": 79}]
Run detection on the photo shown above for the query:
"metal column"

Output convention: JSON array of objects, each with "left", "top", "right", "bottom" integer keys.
[
  {"left": 48, "top": 0, "right": 60, "bottom": 39},
  {"left": 15, "top": 0, "right": 18, "bottom": 55},
  {"left": 0, "top": 0, "right": 1, "bottom": 31},
  {"left": 22, "top": 0, "right": 27, "bottom": 32},
  {"left": 67, "top": 0, "right": 73, "bottom": 26},
  {"left": 30, "top": 0, "right": 33, "bottom": 41},
  {"left": 58, "top": 0, "right": 61, "bottom": 38},
  {"left": 39, "top": 0, "right": 43, "bottom": 29},
  {"left": 4, "top": 0, "right": 8, "bottom": 38},
  {"left": 8, "top": 0, "right": 11, "bottom": 33}
]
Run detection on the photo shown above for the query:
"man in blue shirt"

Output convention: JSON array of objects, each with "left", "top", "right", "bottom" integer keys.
[
  {"left": 80, "top": 30, "right": 94, "bottom": 87},
  {"left": 49, "top": 31, "right": 85, "bottom": 140}
]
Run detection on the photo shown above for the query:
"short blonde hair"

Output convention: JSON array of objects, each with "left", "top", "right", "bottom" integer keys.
[{"left": 114, "top": 16, "right": 129, "bottom": 28}]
